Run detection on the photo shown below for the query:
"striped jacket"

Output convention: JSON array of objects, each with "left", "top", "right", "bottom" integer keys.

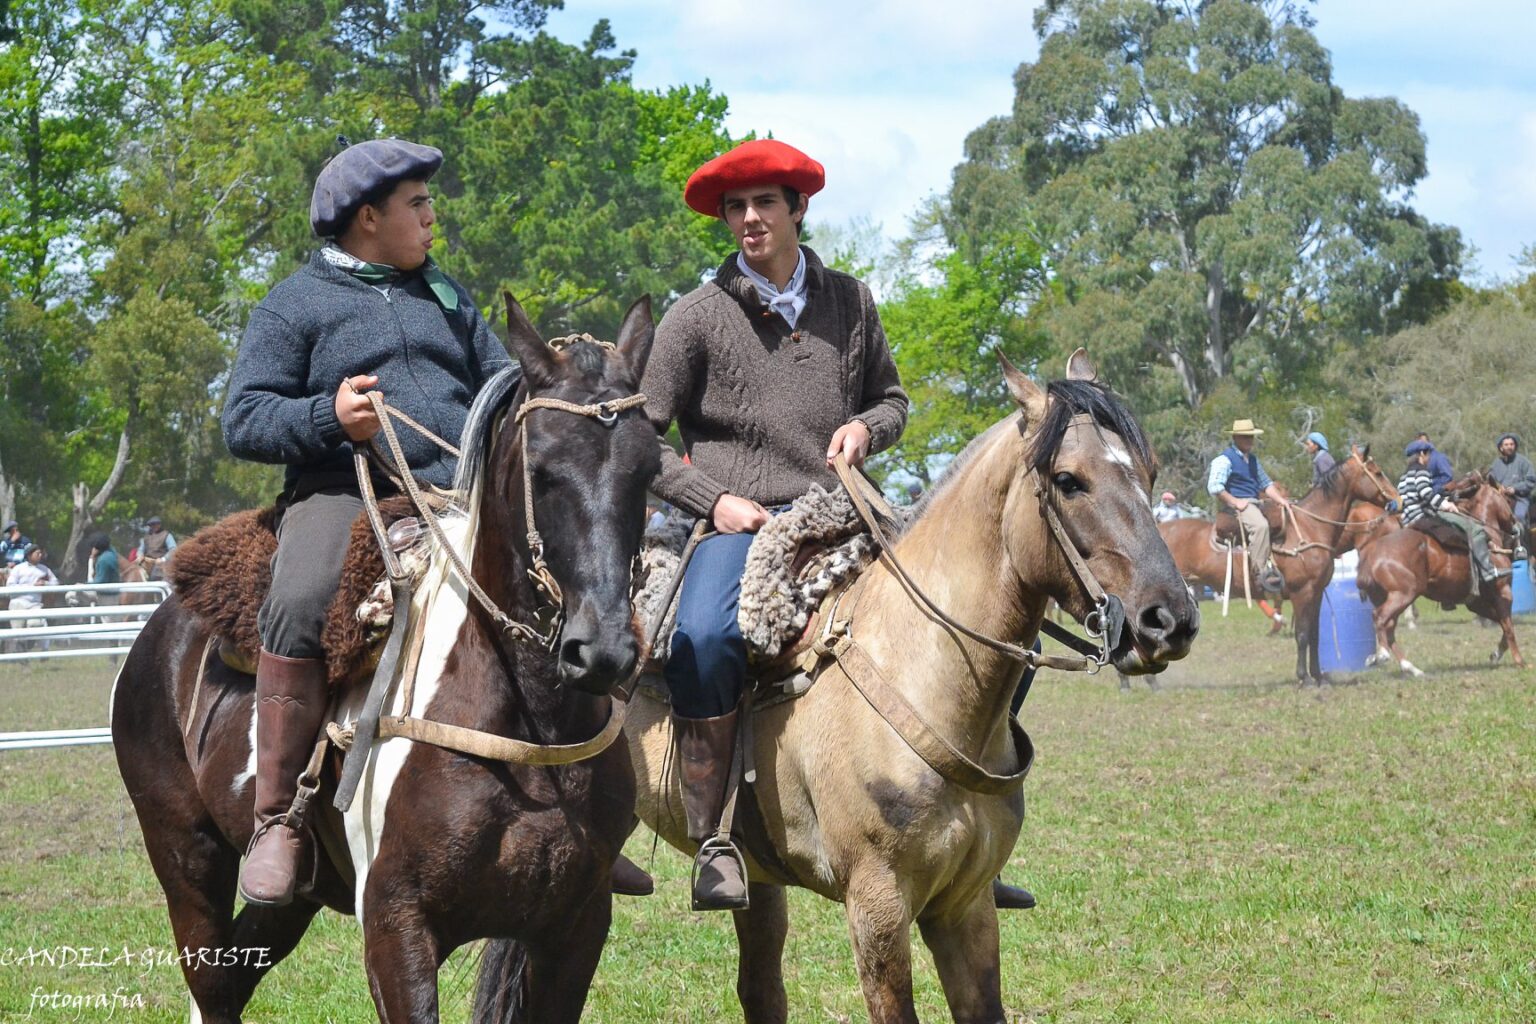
[{"left": 1396, "top": 464, "right": 1448, "bottom": 525}]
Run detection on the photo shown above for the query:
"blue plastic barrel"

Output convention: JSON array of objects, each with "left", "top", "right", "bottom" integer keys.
[
  {"left": 1512, "top": 560, "right": 1535, "bottom": 615},
  {"left": 1319, "top": 577, "right": 1376, "bottom": 673}
]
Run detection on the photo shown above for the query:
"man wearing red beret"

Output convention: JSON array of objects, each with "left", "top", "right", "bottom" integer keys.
[{"left": 640, "top": 139, "right": 909, "bottom": 911}]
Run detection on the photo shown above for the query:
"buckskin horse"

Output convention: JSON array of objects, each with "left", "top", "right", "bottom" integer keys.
[
  {"left": 112, "top": 297, "right": 658, "bottom": 1023},
  {"left": 487, "top": 352, "right": 1199, "bottom": 1023},
  {"left": 1356, "top": 472, "right": 1524, "bottom": 676}
]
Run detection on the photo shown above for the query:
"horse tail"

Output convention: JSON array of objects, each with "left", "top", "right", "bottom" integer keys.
[{"left": 471, "top": 939, "right": 529, "bottom": 1023}]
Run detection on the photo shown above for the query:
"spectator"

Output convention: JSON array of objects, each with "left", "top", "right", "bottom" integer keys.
[
  {"left": 1414, "top": 432, "right": 1455, "bottom": 493},
  {"left": 1, "top": 520, "right": 30, "bottom": 566},
  {"left": 1153, "top": 491, "right": 1183, "bottom": 523},
  {"left": 89, "top": 532, "right": 122, "bottom": 607},
  {"left": 8, "top": 545, "right": 59, "bottom": 649},
  {"left": 1487, "top": 433, "right": 1535, "bottom": 553},
  {"left": 136, "top": 516, "right": 177, "bottom": 581},
  {"left": 1302, "top": 432, "right": 1336, "bottom": 489}
]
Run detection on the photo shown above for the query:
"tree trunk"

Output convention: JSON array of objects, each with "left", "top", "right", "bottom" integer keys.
[
  {"left": 59, "top": 425, "right": 130, "bottom": 581},
  {"left": 0, "top": 446, "right": 15, "bottom": 531},
  {"left": 1204, "top": 263, "right": 1226, "bottom": 384}
]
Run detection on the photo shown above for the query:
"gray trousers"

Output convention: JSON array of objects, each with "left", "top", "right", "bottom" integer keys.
[
  {"left": 1435, "top": 508, "right": 1497, "bottom": 582},
  {"left": 257, "top": 488, "right": 363, "bottom": 659}
]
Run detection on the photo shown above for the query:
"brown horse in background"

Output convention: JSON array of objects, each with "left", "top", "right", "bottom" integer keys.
[
  {"left": 1158, "top": 518, "right": 1288, "bottom": 633},
  {"left": 1260, "top": 448, "right": 1400, "bottom": 684},
  {"left": 1356, "top": 474, "right": 1523, "bottom": 676}
]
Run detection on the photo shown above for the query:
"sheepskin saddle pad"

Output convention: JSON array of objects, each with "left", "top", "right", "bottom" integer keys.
[
  {"left": 168, "top": 497, "right": 436, "bottom": 689},
  {"left": 632, "top": 484, "right": 885, "bottom": 675}
]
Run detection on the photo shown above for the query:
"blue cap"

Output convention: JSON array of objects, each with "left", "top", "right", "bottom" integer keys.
[
  {"left": 310, "top": 138, "right": 443, "bottom": 238},
  {"left": 1405, "top": 440, "right": 1433, "bottom": 456},
  {"left": 1305, "top": 431, "right": 1328, "bottom": 451}
]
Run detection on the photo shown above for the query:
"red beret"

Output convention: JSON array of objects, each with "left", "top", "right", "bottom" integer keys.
[{"left": 684, "top": 140, "right": 825, "bottom": 217}]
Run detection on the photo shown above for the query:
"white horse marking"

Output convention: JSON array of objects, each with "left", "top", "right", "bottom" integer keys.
[
  {"left": 340, "top": 511, "right": 475, "bottom": 923},
  {"left": 233, "top": 704, "right": 257, "bottom": 797}
]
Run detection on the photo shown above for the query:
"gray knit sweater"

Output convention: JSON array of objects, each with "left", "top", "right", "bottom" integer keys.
[
  {"left": 641, "top": 247, "right": 908, "bottom": 517},
  {"left": 223, "top": 251, "right": 510, "bottom": 494}
]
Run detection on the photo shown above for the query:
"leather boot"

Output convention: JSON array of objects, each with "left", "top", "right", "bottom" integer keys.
[
  {"left": 675, "top": 707, "right": 749, "bottom": 912},
  {"left": 611, "top": 853, "right": 654, "bottom": 897},
  {"left": 239, "top": 651, "right": 329, "bottom": 907},
  {"left": 993, "top": 877, "right": 1037, "bottom": 910}
]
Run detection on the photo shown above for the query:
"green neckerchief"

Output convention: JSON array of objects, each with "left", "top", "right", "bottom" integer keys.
[{"left": 339, "top": 253, "right": 458, "bottom": 312}]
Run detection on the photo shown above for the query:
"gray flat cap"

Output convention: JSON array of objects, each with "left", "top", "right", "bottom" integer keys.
[{"left": 310, "top": 138, "right": 443, "bottom": 238}]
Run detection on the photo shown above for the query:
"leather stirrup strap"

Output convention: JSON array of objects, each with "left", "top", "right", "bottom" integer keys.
[{"left": 817, "top": 631, "right": 1033, "bottom": 795}]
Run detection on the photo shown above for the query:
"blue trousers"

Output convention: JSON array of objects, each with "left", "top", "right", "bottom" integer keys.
[
  {"left": 665, "top": 533, "right": 1041, "bottom": 720},
  {"left": 666, "top": 533, "right": 756, "bottom": 719}
]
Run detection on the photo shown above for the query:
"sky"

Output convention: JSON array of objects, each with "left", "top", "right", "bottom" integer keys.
[{"left": 542, "top": 0, "right": 1536, "bottom": 282}]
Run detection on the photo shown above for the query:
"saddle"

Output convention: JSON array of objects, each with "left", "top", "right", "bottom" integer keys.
[
  {"left": 167, "top": 497, "right": 423, "bottom": 689},
  {"left": 1409, "top": 516, "right": 1470, "bottom": 553},
  {"left": 1213, "top": 501, "right": 1286, "bottom": 547},
  {"left": 633, "top": 484, "right": 883, "bottom": 697}
]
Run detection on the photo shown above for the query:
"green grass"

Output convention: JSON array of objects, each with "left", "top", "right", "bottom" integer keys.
[{"left": 2, "top": 605, "right": 1534, "bottom": 1021}]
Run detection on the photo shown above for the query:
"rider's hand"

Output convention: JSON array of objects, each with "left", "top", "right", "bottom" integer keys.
[
  {"left": 1231, "top": 499, "right": 1249, "bottom": 512},
  {"left": 826, "top": 420, "right": 872, "bottom": 469},
  {"left": 711, "top": 494, "right": 770, "bottom": 534},
  {"left": 1440, "top": 500, "right": 1458, "bottom": 514},
  {"left": 335, "top": 375, "right": 381, "bottom": 443}
]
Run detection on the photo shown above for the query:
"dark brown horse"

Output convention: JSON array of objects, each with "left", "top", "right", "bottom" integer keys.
[
  {"left": 112, "top": 298, "right": 658, "bottom": 1023},
  {"left": 1262, "top": 447, "right": 1400, "bottom": 684},
  {"left": 1357, "top": 474, "right": 1523, "bottom": 676}
]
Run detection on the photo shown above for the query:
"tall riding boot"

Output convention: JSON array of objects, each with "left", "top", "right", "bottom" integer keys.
[
  {"left": 611, "top": 853, "right": 654, "bottom": 897},
  {"left": 239, "top": 651, "right": 329, "bottom": 907},
  {"left": 993, "top": 877, "right": 1037, "bottom": 910},
  {"left": 675, "top": 707, "right": 749, "bottom": 911}
]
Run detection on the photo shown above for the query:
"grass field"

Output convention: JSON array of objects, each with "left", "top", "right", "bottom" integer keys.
[{"left": 2, "top": 602, "right": 1534, "bottom": 1022}]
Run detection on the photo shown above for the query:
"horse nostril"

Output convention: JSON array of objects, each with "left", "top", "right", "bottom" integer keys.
[
  {"left": 559, "top": 637, "right": 592, "bottom": 672},
  {"left": 1139, "top": 604, "right": 1176, "bottom": 639}
]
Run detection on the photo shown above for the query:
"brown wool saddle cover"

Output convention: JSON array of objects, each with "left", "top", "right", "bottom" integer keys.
[
  {"left": 1213, "top": 502, "right": 1287, "bottom": 547},
  {"left": 167, "top": 498, "right": 417, "bottom": 689},
  {"left": 1408, "top": 516, "right": 1470, "bottom": 553}
]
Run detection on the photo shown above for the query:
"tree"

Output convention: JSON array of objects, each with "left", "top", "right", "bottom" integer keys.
[
  {"left": 873, "top": 227, "right": 1052, "bottom": 487},
  {"left": 949, "top": 0, "right": 1461, "bottom": 411}
]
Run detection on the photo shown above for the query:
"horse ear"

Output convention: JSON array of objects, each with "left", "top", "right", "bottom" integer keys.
[
  {"left": 614, "top": 295, "right": 655, "bottom": 382},
  {"left": 1359, "top": 442, "right": 1371, "bottom": 461},
  {"left": 1065, "top": 348, "right": 1098, "bottom": 382},
  {"left": 998, "top": 351, "right": 1047, "bottom": 425},
  {"left": 503, "top": 291, "right": 559, "bottom": 386}
]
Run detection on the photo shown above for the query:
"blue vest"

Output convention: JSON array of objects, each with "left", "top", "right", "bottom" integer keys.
[{"left": 1221, "top": 445, "right": 1263, "bottom": 499}]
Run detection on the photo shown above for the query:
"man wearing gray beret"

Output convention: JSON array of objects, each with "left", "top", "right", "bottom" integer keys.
[{"left": 219, "top": 137, "right": 511, "bottom": 907}]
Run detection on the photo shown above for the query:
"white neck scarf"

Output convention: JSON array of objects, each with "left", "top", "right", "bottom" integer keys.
[{"left": 736, "top": 250, "right": 807, "bottom": 329}]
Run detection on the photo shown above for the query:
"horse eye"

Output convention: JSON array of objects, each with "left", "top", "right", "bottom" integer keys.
[{"left": 1054, "top": 471, "right": 1083, "bottom": 494}]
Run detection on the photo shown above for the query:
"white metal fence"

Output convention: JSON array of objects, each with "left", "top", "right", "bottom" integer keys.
[{"left": 0, "top": 580, "right": 167, "bottom": 662}]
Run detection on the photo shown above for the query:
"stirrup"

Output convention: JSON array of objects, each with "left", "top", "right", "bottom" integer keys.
[{"left": 690, "top": 836, "right": 750, "bottom": 911}]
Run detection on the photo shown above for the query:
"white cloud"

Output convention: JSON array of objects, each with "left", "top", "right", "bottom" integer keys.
[{"left": 543, "top": 1, "right": 1536, "bottom": 277}]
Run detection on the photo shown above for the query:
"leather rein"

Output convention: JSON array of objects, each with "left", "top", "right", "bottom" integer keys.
[{"left": 330, "top": 352, "right": 649, "bottom": 810}]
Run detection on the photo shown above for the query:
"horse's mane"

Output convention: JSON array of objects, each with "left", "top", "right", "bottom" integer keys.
[
  {"left": 912, "top": 377, "right": 1154, "bottom": 522},
  {"left": 1312, "top": 459, "right": 1350, "bottom": 498},
  {"left": 1025, "top": 378, "right": 1156, "bottom": 476},
  {"left": 453, "top": 365, "right": 524, "bottom": 496}
]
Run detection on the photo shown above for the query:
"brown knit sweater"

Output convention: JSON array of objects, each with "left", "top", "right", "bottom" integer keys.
[{"left": 642, "top": 247, "right": 909, "bottom": 517}]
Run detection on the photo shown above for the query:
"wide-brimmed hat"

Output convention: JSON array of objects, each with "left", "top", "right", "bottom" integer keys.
[
  {"left": 683, "top": 139, "right": 825, "bottom": 218},
  {"left": 1229, "top": 418, "right": 1264, "bottom": 436}
]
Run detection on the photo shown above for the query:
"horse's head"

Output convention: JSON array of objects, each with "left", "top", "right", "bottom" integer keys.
[
  {"left": 999, "top": 350, "right": 1198, "bottom": 674},
  {"left": 1343, "top": 444, "right": 1400, "bottom": 507},
  {"left": 1462, "top": 472, "right": 1516, "bottom": 537},
  {"left": 488, "top": 294, "right": 661, "bottom": 695}
]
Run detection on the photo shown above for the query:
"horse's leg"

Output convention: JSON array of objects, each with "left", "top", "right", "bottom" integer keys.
[
  {"left": 917, "top": 895, "right": 1004, "bottom": 1024},
  {"left": 1377, "top": 590, "right": 1422, "bottom": 677},
  {"left": 843, "top": 873, "right": 919, "bottom": 1024},
  {"left": 1306, "top": 593, "right": 1327, "bottom": 684},
  {"left": 1292, "top": 589, "right": 1316, "bottom": 684},
  {"left": 733, "top": 882, "right": 789, "bottom": 1024},
  {"left": 1496, "top": 612, "right": 1524, "bottom": 668},
  {"left": 517, "top": 894, "right": 613, "bottom": 1023},
  {"left": 364, "top": 906, "right": 442, "bottom": 1024}
]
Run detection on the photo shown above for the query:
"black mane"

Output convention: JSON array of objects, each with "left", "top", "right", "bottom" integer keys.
[{"left": 1025, "top": 378, "right": 1156, "bottom": 476}]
